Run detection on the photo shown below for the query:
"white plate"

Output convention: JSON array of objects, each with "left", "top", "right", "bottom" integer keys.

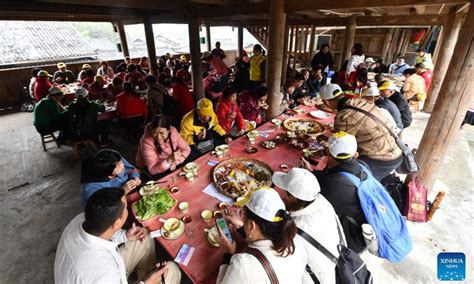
[{"left": 310, "top": 110, "right": 331, "bottom": 119}]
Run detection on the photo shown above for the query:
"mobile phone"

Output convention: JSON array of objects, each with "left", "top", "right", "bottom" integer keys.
[{"left": 215, "top": 217, "right": 233, "bottom": 242}]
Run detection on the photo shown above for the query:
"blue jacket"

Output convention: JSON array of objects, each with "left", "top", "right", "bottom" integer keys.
[{"left": 80, "top": 158, "right": 140, "bottom": 206}]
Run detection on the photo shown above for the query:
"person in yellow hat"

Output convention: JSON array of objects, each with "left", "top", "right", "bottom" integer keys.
[
  {"left": 180, "top": 98, "right": 231, "bottom": 160},
  {"left": 53, "top": 62, "right": 75, "bottom": 84}
]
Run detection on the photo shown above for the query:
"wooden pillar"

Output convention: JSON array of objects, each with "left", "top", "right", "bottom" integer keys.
[
  {"left": 144, "top": 18, "right": 158, "bottom": 76},
  {"left": 281, "top": 22, "right": 290, "bottom": 81},
  {"left": 416, "top": 6, "right": 474, "bottom": 190},
  {"left": 394, "top": 29, "right": 406, "bottom": 61},
  {"left": 340, "top": 16, "right": 356, "bottom": 68},
  {"left": 307, "top": 25, "right": 316, "bottom": 67},
  {"left": 303, "top": 27, "right": 309, "bottom": 65},
  {"left": 115, "top": 21, "right": 129, "bottom": 58},
  {"left": 381, "top": 28, "right": 394, "bottom": 63},
  {"left": 188, "top": 17, "right": 204, "bottom": 100},
  {"left": 388, "top": 27, "right": 401, "bottom": 63},
  {"left": 238, "top": 25, "right": 244, "bottom": 56},
  {"left": 431, "top": 26, "right": 444, "bottom": 66},
  {"left": 266, "top": 0, "right": 286, "bottom": 119},
  {"left": 293, "top": 25, "right": 299, "bottom": 70},
  {"left": 205, "top": 24, "right": 212, "bottom": 52},
  {"left": 424, "top": 7, "right": 463, "bottom": 112}
]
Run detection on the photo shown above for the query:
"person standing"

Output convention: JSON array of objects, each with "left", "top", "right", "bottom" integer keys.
[
  {"left": 345, "top": 43, "right": 365, "bottom": 90},
  {"left": 249, "top": 44, "right": 266, "bottom": 87},
  {"left": 211, "top": 41, "right": 226, "bottom": 59},
  {"left": 53, "top": 62, "right": 75, "bottom": 84},
  {"left": 415, "top": 48, "right": 433, "bottom": 70},
  {"left": 311, "top": 44, "right": 334, "bottom": 70}
]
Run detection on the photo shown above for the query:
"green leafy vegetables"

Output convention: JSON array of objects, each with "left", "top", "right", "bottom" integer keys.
[{"left": 135, "top": 190, "right": 176, "bottom": 220}]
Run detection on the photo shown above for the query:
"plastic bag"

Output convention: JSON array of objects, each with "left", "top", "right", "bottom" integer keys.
[{"left": 404, "top": 175, "right": 428, "bottom": 222}]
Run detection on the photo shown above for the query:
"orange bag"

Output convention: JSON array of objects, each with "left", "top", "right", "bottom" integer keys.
[{"left": 404, "top": 175, "right": 428, "bottom": 222}]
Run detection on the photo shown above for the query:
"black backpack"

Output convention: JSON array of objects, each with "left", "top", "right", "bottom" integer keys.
[{"left": 298, "top": 220, "right": 373, "bottom": 284}]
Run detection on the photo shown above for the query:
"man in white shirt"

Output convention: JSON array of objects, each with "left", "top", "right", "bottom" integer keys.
[
  {"left": 388, "top": 56, "right": 409, "bottom": 76},
  {"left": 54, "top": 187, "right": 181, "bottom": 284}
]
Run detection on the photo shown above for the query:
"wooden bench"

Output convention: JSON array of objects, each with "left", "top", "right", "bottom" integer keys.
[
  {"left": 71, "top": 139, "right": 97, "bottom": 159},
  {"left": 40, "top": 133, "right": 61, "bottom": 151}
]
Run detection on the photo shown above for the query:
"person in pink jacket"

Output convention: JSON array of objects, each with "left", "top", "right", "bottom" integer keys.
[
  {"left": 136, "top": 115, "right": 191, "bottom": 177},
  {"left": 216, "top": 86, "right": 248, "bottom": 137}
]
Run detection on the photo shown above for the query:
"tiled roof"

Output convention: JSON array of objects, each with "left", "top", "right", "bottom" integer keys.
[{"left": 0, "top": 21, "right": 98, "bottom": 65}]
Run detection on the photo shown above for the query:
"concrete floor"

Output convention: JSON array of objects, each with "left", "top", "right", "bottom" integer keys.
[{"left": 0, "top": 111, "right": 472, "bottom": 283}]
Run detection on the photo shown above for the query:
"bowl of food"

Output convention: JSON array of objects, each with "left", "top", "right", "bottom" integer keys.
[
  {"left": 245, "top": 146, "right": 258, "bottom": 154},
  {"left": 206, "top": 226, "right": 220, "bottom": 247},
  {"left": 215, "top": 144, "right": 230, "bottom": 152},
  {"left": 161, "top": 218, "right": 185, "bottom": 240},
  {"left": 261, "top": 140, "right": 277, "bottom": 149},
  {"left": 184, "top": 162, "right": 198, "bottom": 173}
]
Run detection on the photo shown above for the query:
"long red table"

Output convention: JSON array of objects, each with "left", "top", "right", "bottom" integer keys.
[{"left": 128, "top": 105, "right": 334, "bottom": 283}]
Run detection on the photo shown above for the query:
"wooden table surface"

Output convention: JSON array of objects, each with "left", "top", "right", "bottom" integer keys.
[{"left": 128, "top": 105, "right": 334, "bottom": 283}]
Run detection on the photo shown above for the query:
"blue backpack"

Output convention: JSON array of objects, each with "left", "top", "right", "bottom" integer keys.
[{"left": 340, "top": 163, "right": 412, "bottom": 263}]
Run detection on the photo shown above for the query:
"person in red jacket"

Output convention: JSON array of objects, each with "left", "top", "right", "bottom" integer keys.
[
  {"left": 136, "top": 115, "right": 191, "bottom": 178},
  {"left": 415, "top": 63, "right": 432, "bottom": 92},
  {"left": 124, "top": 64, "right": 146, "bottom": 90},
  {"left": 176, "top": 64, "right": 191, "bottom": 85},
  {"left": 170, "top": 77, "right": 195, "bottom": 120},
  {"left": 157, "top": 68, "right": 172, "bottom": 88},
  {"left": 216, "top": 86, "right": 249, "bottom": 137},
  {"left": 116, "top": 82, "right": 148, "bottom": 137},
  {"left": 239, "top": 86, "right": 269, "bottom": 126},
  {"left": 87, "top": 75, "right": 106, "bottom": 100},
  {"left": 33, "top": 70, "right": 53, "bottom": 101}
]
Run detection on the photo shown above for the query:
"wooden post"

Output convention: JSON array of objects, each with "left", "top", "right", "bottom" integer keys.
[
  {"left": 431, "top": 26, "right": 444, "bottom": 66},
  {"left": 424, "top": 8, "right": 463, "bottom": 113},
  {"left": 238, "top": 25, "right": 244, "bottom": 56},
  {"left": 381, "top": 28, "right": 394, "bottom": 63},
  {"left": 288, "top": 25, "right": 294, "bottom": 68},
  {"left": 308, "top": 25, "right": 316, "bottom": 67},
  {"left": 205, "top": 23, "right": 212, "bottom": 52},
  {"left": 266, "top": 0, "right": 286, "bottom": 119},
  {"left": 115, "top": 21, "right": 129, "bottom": 58},
  {"left": 388, "top": 27, "right": 400, "bottom": 63},
  {"left": 144, "top": 18, "right": 158, "bottom": 76},
  {"left": 303, "top": 26, "right": 309, "bottom": 65},
  {"left": 340, "top": 16, "right": 356, "bottom": 68},
  {"left": 188, "top": 17, "right": 204, "bottom": 100},
  {"left": 415, "top": 6, "right": 474, "bottom": 190},
  {"left": 281, "top": 22, "right": 290, "bottom": 81},
  {"left": 293, "top": 25, "right": 299, "bottom": 70}
]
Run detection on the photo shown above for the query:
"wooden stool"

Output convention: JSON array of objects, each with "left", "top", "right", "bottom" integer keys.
[
  {"left": 409, "top": 100, "right": 420, "bottom": 113},
  {"left": 40, "top": 133, "right": 61, "bottom": 151},
  {"left": 71, "top": 139, "right": 97, "bottom": 159}
]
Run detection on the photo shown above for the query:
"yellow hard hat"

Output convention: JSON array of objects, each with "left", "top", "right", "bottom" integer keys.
[{"left": 197, "top": 98, "right": 214, "bottom": 117}]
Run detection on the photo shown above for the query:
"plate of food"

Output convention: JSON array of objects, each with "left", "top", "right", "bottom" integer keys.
[
  {"left": 316, "top": 104, "right": 336, "bottom": 114},
  {"left": 213, "top": 158, "right": 273, "bottom": 200},
  {"left": 133, "top": 190, "right": 177, "bottom": 221},
  {"left": 161, "top": 218, "right": 185, "bottom": 240},
  {"left": 309, "top": 110, "right": 331, "bottom": 120},
  {"left": 139, "top": 181, "right": 160, "bottom": 196},
  {"left": 283, "top": 118, "right": 325, "bottom": 136},
  {"left": 261, "top": 140, "right": 277, "bottom": 149},
  {"left": 302, "top": 97, "right": 317, "bottom": 106},
  {"left": 206, "top": 226, "right": 220, "bottom": 247}
]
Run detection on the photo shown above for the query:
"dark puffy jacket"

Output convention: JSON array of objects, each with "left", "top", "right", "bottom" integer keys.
[
  {"left": 314, "top": 159, "right": 367, "bottom": 253},
  {"left": 376, "top": 97, "right": 404, "bottom": 131},
  {"left": 388, "top": 91, "right": 412, "bottom": 128}
]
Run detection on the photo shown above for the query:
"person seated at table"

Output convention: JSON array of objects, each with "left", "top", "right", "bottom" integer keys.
[
  {"left": 180, "top": 98, "right": 230, "bottom": 160},
  {"left": 176, "top": 64, "right": 191, "bottom": 85},
  {"left": 116, "top": 82, "right": 148, "bottom": 138},
  {"left": 402, "top": 68, "right": 426, "bottom": 102},
  {"left": 55, "top": 187, "right": 182, "bottom": 284},
  {"left": 81, "top": 68, "right": 96, "bottom": 86},
  {"left": 67, "top": 88, "right": 111, "bottom": 146},
  {"left": 389, "top": 56, "right": 409, "bottom": 76},
  {"left": 372, "top": 58, "right": 389, "bottom": 74},
  {"left": 307, "top": 65, "right": 325, "bottom": 98},
  {"left": 97, "top": 61, "right": 115, "bottom": 79},
  {"left": 80, "top": 149, "right": 141, "bottom": 206},
  {"left": 311, "top": 44, "right": 334, "bottom": 71},
  {"left": 240, "top": 85, "right": 268, "bottom": 126},
  {"left": 139, "top": 56, "right": 150, "bottom": 74},
  {"left": 301, "top": 131, "right": 367, "bottom": 253},
  {"left": 125, "top": 64, "right": 146, "bottom": 90},
  {"left": 362, "top": 86, "right": 403, "bottom": 134},
  {"left": 77, "top": 64, "right": 92, "bottom": 81},
  {"left": 33, "top": 70, "right": 53, "bottom": 101},
  {"left": 157, "top": 57, "right": 166, "bottom": 74},
  {"left": 294, "top": 69, "right": 311, "bottom": 99},
  {"left": 273, "top": 168, "right": 343, "bottom": 284},
  {"left": 171, "top": 59, "right": 182, "bottom": 77},
  {"left": 278, "top": 78, "right": 298, "bottom": 114},
  {"left": 345, "top": 43, "right": 365, "bottom": 81},
  {"left": 116, "top": 56, "right": 132, "bottom": 73},
  {"left": 170, "top": 76, "right": 195, "bottom": 120},
  {"left": 87, "top": 75, "right": 106, "bottom": 100},
  {"left": 374, "top": 73, "right": 385, "bottom": 86},
  {"left": 114, "top": 64, "right": 127, "bottom": 82},
  {"left": 106, "top": 76, "right": 123, "bottom": 100},
  {"left": 415, "top": 48, "right": 433, "bottom": 70},
  {"left": 378, "top": 80, "right": 412, "bottom": 129},
  {"left": 53, "top": 62, "right": 75, "bottom": 84},
  {"left": 136, "top": 115, "right": 191, "bottom": 178},
  {"left": 157, "top": 67, "right": 172, "bottom": 88},
  {"left": 319, "top": 83, "right": 402, "bottom": 181},
  {"left": 415, "top": 63, "right": 432, "bottom": 92},
  {"left": 33, "top": 86, "right": 67, "bottom": 135},
  {"left": 216, "top": 188, "right": 309, "bottom": 283},
  {"left": 216, "top": 86, "right": 252, "bottom": 138}
]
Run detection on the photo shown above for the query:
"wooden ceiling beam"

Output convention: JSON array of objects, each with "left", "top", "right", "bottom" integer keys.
[
  {"left": 32, "top": 0, "right": 187, "bottom": 12},
  {"left": 196, "top": 0, "right": 270, "bottom": 18},
  {"left": 289, "top": 14, "right": 445, "bottom": 26},
  {"left": 286, "top": 0, "right": 468, "bottom": 12}
]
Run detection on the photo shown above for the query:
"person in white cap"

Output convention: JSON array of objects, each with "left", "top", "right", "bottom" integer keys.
[
  {"left": 272, "top": 168, "right": 344, "bottom": 284},
  {"left": 301, "top": 131, "right": 368, "bottom": 253},
  {"left": 319, "top": 83, "right": 403, "bottom": 181},
  {"left": 362, "top": 86, "right": 403, "bottom": 134},
  {"left": 217, "top": 188, "right": 309, "bottom": 283}
]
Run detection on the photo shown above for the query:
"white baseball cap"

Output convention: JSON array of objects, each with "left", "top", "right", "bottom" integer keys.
[
  {"left": 328, "top": 131, "right": 358, "bottom": 160},
  {"left": 365, "top": 57, "right": 375, "bottom": 63},
  {"left": 75, "top": 87, "right": 89, "bottom": 98},
  {"left": 320, "top": 83, "right": 343, "bottom": 100},
  {"left": 362, "top": 86, "right": 380, "bottom": 97},
  {"left": 272, "top": 168, "right": 320, "bottom": 201},
  {"left": 246, "top": 188, "right": 286, "bottom": 222}
]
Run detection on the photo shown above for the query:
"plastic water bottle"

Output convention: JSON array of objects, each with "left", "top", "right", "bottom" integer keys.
[{"left": 362, "top": 224, "right": 378, "bottom": 255}]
